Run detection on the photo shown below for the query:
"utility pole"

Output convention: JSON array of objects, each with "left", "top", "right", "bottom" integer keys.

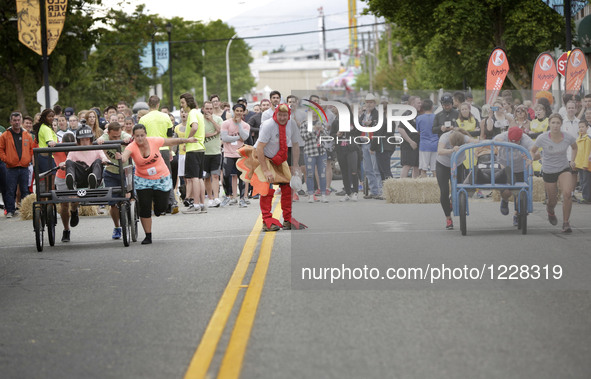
[
  {"left": 565, "top": 0, "right": 572, "bottom": 51},
  {"left": 318, "top": 7, "right": 326, "bottom": 60},
  {"left": 386, "top": 23, "right": 393, "bottom": 67},
  {"left": 39, "top": 0, "right": 50, "bottom": 108}
]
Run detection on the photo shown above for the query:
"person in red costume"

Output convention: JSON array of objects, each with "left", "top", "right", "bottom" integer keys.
[{"left": 237, "top": 104, "right": 307, "bottom": 231}]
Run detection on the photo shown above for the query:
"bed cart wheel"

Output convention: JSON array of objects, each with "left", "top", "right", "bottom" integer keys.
[
  {"left": 363, "top": 177, "right": 369, "bottom": 196},
  {"left": 520, "top": 192, "right": 528, "bottom": 235},
  {"left": 129, "top": 200, "right": 138, "bottom": 242},
  {"left": 459, "top": 191, "right": 467, "bottom": 236},
  {"left": 120, "top": 202, "right": 130, "bottom": 247},
  {"left": 47, "top": 204, "right": 56, "bottom": 246},
  {"left": 34, "top": 205, "right": 44, "bottom": 252}
]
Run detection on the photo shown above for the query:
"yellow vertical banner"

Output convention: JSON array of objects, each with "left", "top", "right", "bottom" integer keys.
[
  {"left": 16, "top": 0, "right": 42, "bottom": 55},
  {"left": 45, "top": 0, "right": 68, "bottom": 55}
]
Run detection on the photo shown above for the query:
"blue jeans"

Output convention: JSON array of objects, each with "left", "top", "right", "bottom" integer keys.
[
  {"left": 580, "top": 170, "right": 591, "bottom": 201},
  {"left": 305, "top": 153, "right": 327, "bottom": 194},
  {"left": 361, "top": 144, "right": 381, "bottom": 195},
  {"left": 5, "top": 167, "right": 29, "bottom": 213}
]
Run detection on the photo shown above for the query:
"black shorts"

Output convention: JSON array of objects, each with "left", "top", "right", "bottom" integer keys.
[
  {"left": 185, "top": 151, "right": 205, "bottom": 179},
  {"left": 400, "top": 147, "right": 419, "bottom": 167},
  {"left": 326, "top": 149, "right": 336, "bottom": 161},
  {"left": 203, "top": 154, "right": 222, "bottom": 176},
  {"left": 543, "top": 167, "right": 571, "bottom": 183},
  {"left": 223, "top": 157, "right": 240, "bottom": 176}
]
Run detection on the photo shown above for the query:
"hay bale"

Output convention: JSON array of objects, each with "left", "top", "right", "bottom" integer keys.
[
  {"left": 79, "top": 205, "right": 99, "bottom": 216},
  {"left": 384, "top": 177, "right": 441, "bottom": 204},
  {"left": 19, "top": 193, "right": 37, "bottom": 220}
]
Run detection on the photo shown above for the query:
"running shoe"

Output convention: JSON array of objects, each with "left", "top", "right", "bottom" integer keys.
[
  {"left": 321, "top": 194, "right": 328, "bottom": 203},
  {"left": 500, "top": 200, "right": 509, "bottom": 215},
  {"left": 220, "top": 197, "right": 231, "bottom": 207},
  {"left": 212, "top": 198, "right": 221, "bottom": 207},
  {"left": 339, "top": 195, "right": 350, "bottom": 202},
  {"left": 229, "top": 198, "right": 238, "bottom": 206},
  {"left": 336, "top": 190, "right": 347, "bottom": 196},
  {"left": 308, "top": 195, "right": 314, "bottom": 203},
  {"left": 62, "top": 230, "right": 70, "bottom": 242},
  {"left": 112, "top": 227, "right": 122, "bottom": 240},
  {"left": 66, "top": 173, "right": 75, "bottom": 190},
  {"left": 562, "top": 222, "right": 572, "bottom": 233},
  {"left": 70, "top": 209, "right": 79, "bottom": 227},
  {"left": 547, "top": 211, "right": 558, "bottom": 226},
  {"left": 513, "top": 215, "right": 519, "bottom": 227},
  {"left": 88, "top": 173, "right": 97, "bottom": 189},
  {"left": 351, "top": 193, "right": 358, "bottom": 202},
  {"left": 5, "top": 212, "right": 13, "bottom": 218},
  {"left": 199, "top": 204, "right": 208, "bottom": 214},
  {"left": 446, "top": 219, "right": 453, "bottom": 230},
  {"left": 239, "top": 198, "right": 248, "bottom": 208}
]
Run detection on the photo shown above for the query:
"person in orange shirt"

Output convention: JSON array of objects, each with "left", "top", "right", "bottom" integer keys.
[{"left": 0, "top": 112, "right": 34, "bottom": 218}]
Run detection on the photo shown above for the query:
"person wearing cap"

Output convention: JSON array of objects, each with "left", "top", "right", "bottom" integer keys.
[
  {"left": 432, "top": 93, "right": 459, "bottom": 137},
  {"left": 0, "top": 111, "right": 34, "bottom": 218},
  {"left": 62, "top": 125, "right": 110, "bottom": 190},
  {"left": 530, "top": 113, "right": 578, "bottom": 233},
  {"left": 359, "top": 93, "right": 383, "bottom": 199},
  {"left": 493, "top": 126, "right": 535, "bottom": 226}
]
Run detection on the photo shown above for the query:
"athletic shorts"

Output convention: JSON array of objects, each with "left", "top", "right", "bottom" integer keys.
[
  {"left": 223, "top": 157, "right": 240, "bottom": 176},
  {"left": 400, "top": 146, "right": 419, "bottom": 167},
  {"left": 103, "top": 170, "right": 127, "bottom": 205},
  {"left": 185, "top": 151, "right": 205, "bottom": 179},
  {"left": 203, "top": 154, "right": 222, "bottom": 177},
  {"left": 542, "top": 167, "right": 571, "bottom": 183},
  {"left": 55, "top": 177, "right": 67, "bottom": 191},
  {"left": 419, "top": 151, "right": 437, "bottom": 171}
]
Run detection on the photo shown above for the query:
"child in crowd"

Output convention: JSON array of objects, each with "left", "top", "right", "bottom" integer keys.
[
  {"left": 61, "top": 125, "right": 109, "bottom": 190},
  {"left": 575, "top": 120, "right": 591, "bottom": 203}
]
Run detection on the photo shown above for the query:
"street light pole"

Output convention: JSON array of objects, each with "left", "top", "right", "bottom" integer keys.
[
  {"left": 39, "top": 0, "right": 50, "bottom": 108},
  {"left": 166, "top": 22, "right": 173, "bottom": 111},
  {"left": 226, "top": 32, "right": 239, "bottom": 107}
]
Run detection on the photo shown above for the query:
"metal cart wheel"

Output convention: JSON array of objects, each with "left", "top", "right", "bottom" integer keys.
[
  {"left": 129, "top": 199, "right": 138, "bottom": 242},
  {"left": 46, "top": 204, "right": 56, "bottom": 246},
  {"left": 34, "top": 205, "right": 44, "bottom": 252},
  {"left": 120, "top": 202, "right": 130, "bottom": 247},
  {"left": 459, "top": 191, "right": 467, "bottom": 236},
  {"left": 363, "top": 176, "right": 369, "bottom": 196},
  {"left": 519, "top": 192, "right": 528, "bottom": 235}
]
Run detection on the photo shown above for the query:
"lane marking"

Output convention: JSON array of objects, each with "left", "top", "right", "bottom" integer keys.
[
  {"left": 183, "top": 205, "right": 268, "bottom": 379},
  {"left": 217, "top": 204, "right": 283, "bottom": 378}
]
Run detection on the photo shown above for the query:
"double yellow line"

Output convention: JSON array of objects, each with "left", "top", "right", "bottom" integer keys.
[{"left": 184, "top": 201, "right": 282, "bottom": 379}]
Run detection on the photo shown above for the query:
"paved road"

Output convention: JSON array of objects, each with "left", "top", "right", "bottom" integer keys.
[{"left": 1, "top": 192, "right": 591, "bottom": 378}]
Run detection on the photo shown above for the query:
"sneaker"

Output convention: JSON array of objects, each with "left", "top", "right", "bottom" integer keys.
[
  {"left": 239, "top": 198, "right": 248, "bottom": 208},
  {"left": 321, "top": 194, "right": 328, "bottom": 203},
  {"left": 500, "top": 200, "right": 509, "bottom": 215},
  {"left": 363, "top": 194, "right": 374, "bottom": 199},
  {"left": 5, "top": 212, "right": 13, "bottom": 218},
  {"left": 199, "top": 204, "right": 208, "bottom": 214},
  {"left": 141, "top": 236, "right": 152, "bottom": 244},
  {"left": 297, "top": 190, "right": 306, "bottom": 196},
  {"left": 245, "top": 199, "right": 251, "bottom": 205},
  {"left": 212, "top": 198, "right": 221, "bottom": 207},
  {"left": 88, "top": 173, "right": 97, "bottom": 189},
  {"left": 513, "top": 215, "right": 519, "bottom": 227},
  {"left": 373, "top": 195, "right": 384, "bottom": 200},
  {"left": 263, "top": 223, "right": 281, "bottom": 232},
  {"left": 578, "top": 198, "right": 591, "bottom": 204},
  {"left": 66, "top": 173, "right": 75, "bottom": 190},
  {"left": 547, "top": 211, "right": 558, "bottom": 226},
  {"left": 62, "top": 230, "right": 70, "bottom": 242},
  {"left": 112, "top": 227, "right": 122, "bottom": 240},
  {"left": 183, "top": 198, "right": 193, "bottom": 207},
  {"left": 314, "top": 189, "right": 321, "bottom": 196},
  {"left": 70, "top": 209, "right": 79, "bottom": 227},
  {"left": 208, "top": 199, "right": 214, "bottom": 207},
  {"left": 308, "top": 195, "right": 314, "bottom": 203},
  {"left": 229, "top": 198, "right": 238, "bottom": 206},
  {"left": 336, "top": 190, "right": 347, "bottom": 196},
  {"left": 171, "top": 206, "right": 179, "bottom": 214},
  {"left": 446, "top": 219, "right": 454, "bottom": 230},
  {"left": 340, "top": 194, "right": 350, "bottom": 202},
  {"left": 184, "top": 204, "right": 200, "bottom": 213},
  {"left": 351, "top": 193, "right": 358, "bottom": 202},
  {"left": 325, "top": 189, "right": 331, "bottom": 196},
  {"left": 562, "top": 222, "right": 572, "bottom": 234},
  {"left": 220, "top": 197, "right": 231, "bottom": 207}
]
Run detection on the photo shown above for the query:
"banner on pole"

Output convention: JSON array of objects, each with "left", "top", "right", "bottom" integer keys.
[
  {"left": 485, "top": 47, "right": 509, "bottom": 105},
  {"left": 532, "top": 52, "right": 557, "bottom": 101},
  {"left": 16, "top": 0, "right": 67, "bottom": 56},
  {"left": 565, "top": 48, "right": 588, "bottom": 95},
  {"left": 46, "top": 0, "right": 68, "bottom": 55},
  {"left": 140, "top": 42, "right": 170, "bottom": 77},
  {"left": 16, "top": 0, "right": 42, "bottom": 55}
]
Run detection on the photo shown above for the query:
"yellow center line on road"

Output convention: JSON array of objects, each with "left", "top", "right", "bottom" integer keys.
[
  {"left": 217, "top": 203, "right": 283, "bottom": 378},
  {"left": 183, "top": 199, "right": 281, "bottom": 379}
]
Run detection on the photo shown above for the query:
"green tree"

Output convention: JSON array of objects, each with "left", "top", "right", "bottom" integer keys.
[{"left": 361, "top": 0, "right": 566, "bottom": 93}]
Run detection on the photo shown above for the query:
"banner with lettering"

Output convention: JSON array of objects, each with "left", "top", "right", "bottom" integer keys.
[
  {"left": 485, "top": 47, "right": 510, "bottom": 105},
  {"left": 16, "top": 0, "right": 42, "bottom": 55},
  {"left": 531, "top": 52, "right": 557, "bottom": 101},
  {"left": 565, "top": 48, "right": 588, "bottom": 95},
  {"left": 46, "top": 0, "right": 68, "bottom": 55}
]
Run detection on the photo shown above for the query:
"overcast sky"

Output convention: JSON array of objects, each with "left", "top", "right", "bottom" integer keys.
[{"left": 99, "top": 0, "right": 382, "bottom": 55}]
